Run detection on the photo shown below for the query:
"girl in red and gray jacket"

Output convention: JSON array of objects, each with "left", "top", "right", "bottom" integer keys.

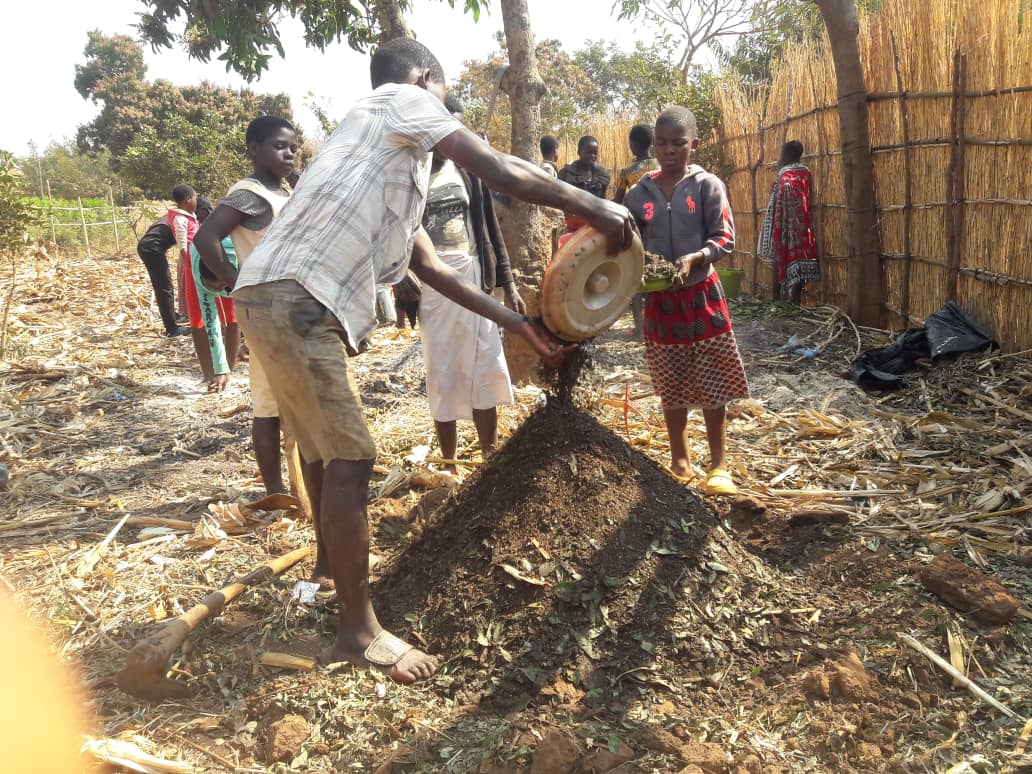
[{"left": 624, "top": 107, "right": 749, "bottom": 496}]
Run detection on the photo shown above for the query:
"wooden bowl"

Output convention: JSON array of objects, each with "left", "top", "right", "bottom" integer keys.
[{"left": 540, "top": 227, "right": 645, "bottom": 341}]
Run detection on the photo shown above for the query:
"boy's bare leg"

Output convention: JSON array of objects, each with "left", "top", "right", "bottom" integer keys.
[
  {"left": 788, "top": 283, "right": 803, "bottom": 305},
  {"left": 702, "top": 406, "right": 728, "bottom": 470},
  {"left": 472, "top": 407, "right": 498, "bottom": 457},
  {"left": 324, "top": 458, "right": 437, "bottom": 683},
  {"left": 433, "top": 420, "right": 458, "bottom": 473},
  {"left": 253, "top": 417, "right": 285, "bottom": 494},
  {"left": 662, "top": 407, "right": 692, "bottom": 478},
  {"left": 301, "top": 458, "right": 332, "bottom": 589},
  {"left": 225, "top": 322, "right": 241, "bottom": 368},
  {"left": 190, "top": 328, "right": 217, "bottom": 382}
]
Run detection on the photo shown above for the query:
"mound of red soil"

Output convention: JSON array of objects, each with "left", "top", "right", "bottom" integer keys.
[{"left": 376, "top": 402, "right": 772, "bottom": 708}]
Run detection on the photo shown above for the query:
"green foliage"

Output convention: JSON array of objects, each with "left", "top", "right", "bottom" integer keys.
[
  {"left": 121, "top": 114, "right": 250, "bottom": 199},
  {"left": 303, "top": 92, "right": 340, "bottom": 139},
  {"left": 453, "top": 36, "right": 721, "bottom": 146},
  {"left": 20, "top": 142, "right": 139, "bottom": 202},
  {"left": 74, "top": 30, "right": 146, "bottom": 101},
  {"left": 0, "top": 152, "right": 42, "bottom": 257},
  {"left": 713, "top": 0, "right": 823, "bottom": 84},
  {"left": 74, "top": 31, "right": 299, "bottom": 198},
  {"left": 573, "top": 40, "right": 721, "bottom": 139},
  {"left": 714, "top": 0, "right": 883, "bottom": 84},
  {"left": 136, "top": 0, "right": 486, "bottom": 80},
  {"left": 19, "top": 194, "right": 164, "bottom": 254}
]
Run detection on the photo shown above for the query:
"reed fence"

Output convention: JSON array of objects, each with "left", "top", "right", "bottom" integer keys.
[{"left": 715, "top": 0, "right": 1032, "bottom": 351}]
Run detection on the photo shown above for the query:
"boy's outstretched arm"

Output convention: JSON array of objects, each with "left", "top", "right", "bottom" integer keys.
[
  {"left": 434, "top": 129, "right": 635, "bottom": 255},
  {"left": 195, "top": 206, "right": 245, "bottom": 289},
  {"left": 408, "top": 228, "right": 573, "bottom": 366}
]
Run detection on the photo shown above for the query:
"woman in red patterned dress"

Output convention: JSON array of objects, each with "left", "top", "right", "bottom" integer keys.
[{"left": 758, "top": 140, "right": 820, "bottom": 303}]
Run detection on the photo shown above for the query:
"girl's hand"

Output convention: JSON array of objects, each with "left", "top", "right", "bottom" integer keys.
[
  {"left": 673, "top": 252, "right": 705, "bottom": 287},
  {"left": 208, "top": 374, "right": 229, "bottom": 393}
]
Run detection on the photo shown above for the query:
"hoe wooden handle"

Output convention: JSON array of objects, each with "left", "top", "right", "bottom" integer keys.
[{"left": 117, "top": 546, "right": 311, "bottom": 700}]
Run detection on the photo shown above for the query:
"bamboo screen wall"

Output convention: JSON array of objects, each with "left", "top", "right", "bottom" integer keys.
[{"left": 714, "top": 0, "right": 1032, "bottom": 351}]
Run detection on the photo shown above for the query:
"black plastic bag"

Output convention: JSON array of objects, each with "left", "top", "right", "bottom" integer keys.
[
  {"left": 925, "top": 301, "right": 996, "bottom": 359},
  {"left": 848, "top": 302, "right": 996, "bottom": 389}
]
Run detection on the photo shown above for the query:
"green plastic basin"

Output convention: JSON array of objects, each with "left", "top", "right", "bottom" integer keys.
[{"left": 717, "top": 267, "right": 745, "bottom": 299}]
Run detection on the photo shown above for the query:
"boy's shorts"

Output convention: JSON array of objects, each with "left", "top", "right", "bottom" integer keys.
[
  {"left": 248, "top": 350, "right": 278, "bottom": 419},
  {"left": 235, "top": 280, "right": 376, "bottom": 463}
]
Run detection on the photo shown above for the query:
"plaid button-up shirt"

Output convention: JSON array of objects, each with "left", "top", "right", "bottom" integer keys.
[{"left": 234, "top": 83, "right": 462, "bottom": 351}]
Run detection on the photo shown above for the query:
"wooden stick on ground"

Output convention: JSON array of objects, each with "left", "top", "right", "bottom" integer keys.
[
  {"left": 762, "top": 488, "right": 905, "bottom": 498},
  {"left": 74, "top": 512, "right": 130, "bottom": 577},
  {"left": 957, "top": 387, "right": 1032, "bottom": 424},
  {"left": 897, "top": 633, "right": 1022, "bottom": 719}
]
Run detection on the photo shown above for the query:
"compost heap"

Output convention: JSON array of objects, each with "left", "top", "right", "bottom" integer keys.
[{"left": 378, "top": 400, "right": 782, "bottom": 710}]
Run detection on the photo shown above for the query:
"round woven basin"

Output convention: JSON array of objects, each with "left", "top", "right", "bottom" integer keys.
[{"left": 540, "top": 226, "right": 645, "bottom": 341}]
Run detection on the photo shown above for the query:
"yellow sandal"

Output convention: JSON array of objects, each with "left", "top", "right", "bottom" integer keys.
[
  {"left": 666, "top": 467, "right": 695, "bottom": 484},
  {"left": 703, "top": 467, "right": 738, "bottom": 496}
]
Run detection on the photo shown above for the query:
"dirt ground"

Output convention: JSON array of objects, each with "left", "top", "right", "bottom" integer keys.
[{"left": 1, "top": 249, "right": 1030, "bottom": 773}]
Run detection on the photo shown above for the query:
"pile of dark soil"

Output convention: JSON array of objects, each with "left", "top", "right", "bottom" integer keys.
[
  {"left": 377, "top": 402, "right": 799, "bottom": 709},
  {"left": 538, "top": 342, "right": 594, "bottom": 402}
]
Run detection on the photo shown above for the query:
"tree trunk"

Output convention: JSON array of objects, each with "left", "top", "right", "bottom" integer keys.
[
  {"left": 498, "top": 0, "right": 547, "bottom": 273},
  {"left": 498, "top": 0, "right": 550, "bottom": 382},
  {"left": 814, "top": 0, "right": 882, "bottom": 327},
  {"left": 373, "top": 0, "right": 413, "bottom": 40}
]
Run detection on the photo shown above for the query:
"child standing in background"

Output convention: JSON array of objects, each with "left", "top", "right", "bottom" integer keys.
[
  {"left": 539, "top": 135, "right": 560, "bottom": 178},
  {"left": 181, "top": 197, "right": 239, "bottom": 385},
  {"left": 614, "top": 123, "right": 661, "bottom": 338},
  {"left": 136, "top": 214, "right": 184, "bottom": 336},
  {"left": 758, "top": 140, "right": 820, "bottom": 303},
  {"left": 557, "top": 136, "right": 611, "bottom": 233},
  {"left": 168, "top": 184, "right": 198, "bottom": 320},
  {"left": 194, "top": 116, "right": 296, "bottom": 506},
  {"left": 613, "top": 123, "right": 659, "bottom": 204},
  {"left": 624, "top": 107, "right": 749, "bottom": 496},
  {"left": 187, "top": 197, "right": 240, "bottom": 391}
]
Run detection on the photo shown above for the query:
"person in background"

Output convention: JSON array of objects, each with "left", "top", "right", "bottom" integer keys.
[
  {"left": 189, "top": 197, "right": 241, "bottom": 393},
  {"left": 419, "top": 95, "right": 524, "bottom": 471},
  {"left": 194, "top": 117, "right": 297, "bottom": 507},
  {"left": 136, "top": 211, "right": 185, "bottom": 336},
  {"left": 168, "top": 184, "right": 198, "bottom": 321},
  {"left": 623, "top": 107, "right": 749, "bottom": 497},
  {"left": 614, "top": 123, "right": 659, "bottom": 204},
  {"left": 182, "top": 197, "right": 240, "bottom": 384},
  {"left": 758, "top": 140, "right": 820, "bottom": 304},
  {"left": 539, "top": 135, "right": 560, "bottom": 178},
  {"left": 558, "top": 135, "right": 611, "bottom": 232},
  {"left": 614, "top": 123, "right": 661, "bottom": 338},
  {"left": 558, "top": 135, "right": 610, "bottom": 198}
]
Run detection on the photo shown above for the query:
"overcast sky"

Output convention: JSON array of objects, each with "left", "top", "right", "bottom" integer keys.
[{"left": 1, "top": 0, "right": 660, "bottom": 156}]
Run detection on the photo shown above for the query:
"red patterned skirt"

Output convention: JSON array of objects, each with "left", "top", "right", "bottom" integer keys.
[{"left": 644, "top": 271, "right": 749, "bottom": 410}]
